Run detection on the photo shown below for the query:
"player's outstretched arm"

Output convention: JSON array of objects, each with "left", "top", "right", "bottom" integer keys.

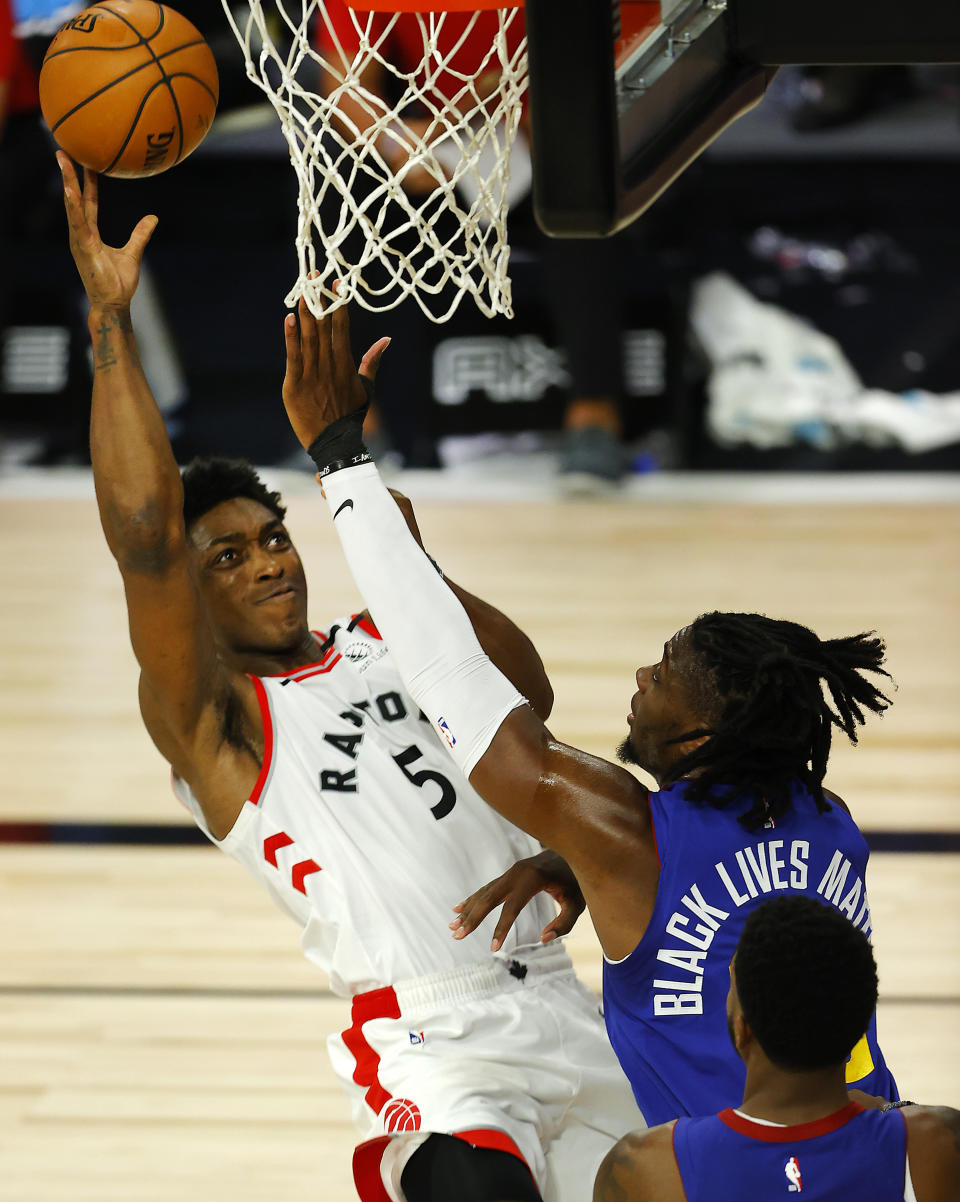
[
  {"left": 60, "top": 154, "right": 255, "bottom": 835},
  {"left": 282, "top": 297, "right": 658, "bottom": 960}
]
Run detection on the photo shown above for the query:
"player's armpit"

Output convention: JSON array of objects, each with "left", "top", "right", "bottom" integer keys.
[
  {"left": 593, "top": 1125, "right": 684, "bottom": 1202},
  {"left": 139, "top": 668, "right": 263, "bottom": 840}
]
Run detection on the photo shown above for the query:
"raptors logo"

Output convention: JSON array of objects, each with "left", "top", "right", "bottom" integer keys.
[{"left": 383, "top": 1097, "right": 422, "bottom": 1133}]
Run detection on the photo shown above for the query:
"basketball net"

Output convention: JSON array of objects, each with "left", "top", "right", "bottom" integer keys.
[{"left": 221, "top": 0, "right": 528, "bottom": 321}]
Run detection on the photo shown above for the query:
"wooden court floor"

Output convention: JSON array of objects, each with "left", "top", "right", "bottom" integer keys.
[{"left": 1, "top": 479, "right": 958, "bottom": 1201}]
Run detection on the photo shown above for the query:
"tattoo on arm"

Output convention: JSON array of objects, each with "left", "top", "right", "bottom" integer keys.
[
  {"left": 93, "top": 311, "right": 133, "bottom": 374},
  {"left": 594, "top": 1144, "right": 636, "bottom": 1202}
]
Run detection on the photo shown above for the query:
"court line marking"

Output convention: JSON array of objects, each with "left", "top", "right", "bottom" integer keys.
[{"left": 2, "top": 821, "right": 957, "bottom": 852}]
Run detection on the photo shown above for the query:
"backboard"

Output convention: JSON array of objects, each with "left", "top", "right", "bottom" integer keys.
[{"left": 526, "top": 0, "right": 960, "bottom": 237}]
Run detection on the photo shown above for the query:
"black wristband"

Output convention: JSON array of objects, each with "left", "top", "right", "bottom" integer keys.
[
  {"left": 307, "top": 376, "right": 376, "bottom": 478},
  {"left": 880, "top": 1099, "right": 913, "bottom": 1111}
]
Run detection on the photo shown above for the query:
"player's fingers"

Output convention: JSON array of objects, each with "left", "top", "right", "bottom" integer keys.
[
  {"left": 358, "top": 337, "right": 391, "bottom": 383},
  {"left": 490, "top": 900, "right": 525, "bottom": 953},
  {"left": 57, "top": 154, "right": 85, "bottom": 231},
  {"left": 330, "top": 291, "right": 351, "bottom": 366},
  {"left": 298, "top": 295, "right": 319, "bottom": 379},
  {"left": 282, "top": 312, "right": 302, "bottom": 382},
  {"left": 541, "top": 898, "right": 581, "bottom": 940},
  {"left": 123, "top": 214, "right": 158, "bottom": 260},
  {"left": 83, "top": 166, "right": 99, "bottom": 226},
  {"left": 450, "top": 884, "right": 503, "bottom": 937},
  {"left": 540, "top": 918, "right": 560, "bottom": 943}
]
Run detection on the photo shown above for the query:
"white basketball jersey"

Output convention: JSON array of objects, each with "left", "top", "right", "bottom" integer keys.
[{"left": 174, "top": 615, "right": 557, "bottom": 996}]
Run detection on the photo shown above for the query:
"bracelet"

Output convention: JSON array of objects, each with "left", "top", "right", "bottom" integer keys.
[
  {"left": 307, "top": 376, "right": 376, "bottom": 478},
  {"left": 880, "top": 1099, "right": 913, "bottom": 1111}
]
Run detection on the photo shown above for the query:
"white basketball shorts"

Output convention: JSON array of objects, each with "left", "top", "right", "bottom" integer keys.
[{"left": 327, "top": 943, "right": 644, "bottom": 1202}]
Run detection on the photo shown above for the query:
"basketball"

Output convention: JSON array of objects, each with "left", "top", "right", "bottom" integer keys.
[{"left": 39, "top": 0, "right": 219, "bottom": 178}]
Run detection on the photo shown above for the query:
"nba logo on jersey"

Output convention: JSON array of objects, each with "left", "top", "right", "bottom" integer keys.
[
  {"left": 785, "top": 1156, "right": 802, "bottom": 1192},
  {"left": 409, "top": 1030, "right": 425, "bottom": 1045},
  {"left": 437, "top": 717, "right": 456, "bottom": 749}
]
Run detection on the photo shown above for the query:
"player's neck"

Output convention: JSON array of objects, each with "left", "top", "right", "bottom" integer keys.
[
  {"left": 229, "top": 631, "right": 324, "bottom": 677},
  {"left": 739, "top": 1062, "right": 852, "bottom": 1127}
]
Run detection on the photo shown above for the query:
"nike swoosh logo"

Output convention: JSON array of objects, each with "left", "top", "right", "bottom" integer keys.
[{"left": 334, "top": 499, "right": 354, "bottom": 519}]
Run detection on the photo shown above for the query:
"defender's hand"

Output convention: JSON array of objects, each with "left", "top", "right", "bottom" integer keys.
[
  {"left": 282, "top": 293, "right": 390, "bottom": 450},
  {"left": 58, "top": 152, "right": 157, "bottom": 309},
  {"left": 450, "top": 850, "right": 586, "bottom": 952}
]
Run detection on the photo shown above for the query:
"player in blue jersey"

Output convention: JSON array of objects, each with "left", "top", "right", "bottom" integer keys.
[
  {"left": 593, "top": 896, "right": 959, "bottom": 1202},
  {"left": 278, "top": 291, "right": 900, "bottom": 1122}
]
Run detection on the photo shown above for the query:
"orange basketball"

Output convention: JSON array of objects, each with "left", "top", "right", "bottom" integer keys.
[{"left": 39, "top": 0, "right": 219, "bottom": 178}]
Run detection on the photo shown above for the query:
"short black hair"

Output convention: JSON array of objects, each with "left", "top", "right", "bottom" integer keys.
[
  {"left": 669, "top": 612, "right": 892, "bottom": 830},
  {"left": 735, "top": 896, "right": 878, "bottom": 1072},
  {"left": 181, "top": 456, "right": 286, "bottom": 533}
]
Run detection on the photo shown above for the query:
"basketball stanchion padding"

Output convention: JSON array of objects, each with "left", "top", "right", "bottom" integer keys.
[
  {"left": 40, "top": 0, "right": 219, "bottom": 178},
  {"left": 221, "top": 0, "right": 528, "bottom": 322}
]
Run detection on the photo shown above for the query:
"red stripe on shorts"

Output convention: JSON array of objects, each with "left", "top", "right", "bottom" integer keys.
[
  {"left": 342, "top": 986, "right": 402, "bottom": 1115},
  {"left": 455, "top": 1128, "right": 535, "bottom": 1180},
  {"left": 352, "top": 1127, "right": 535, "bottom": 1202}
]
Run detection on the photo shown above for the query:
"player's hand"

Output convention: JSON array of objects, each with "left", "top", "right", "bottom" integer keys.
[
  {"left": 281, "top": 290, "right": 390, "bottom": 450},
  {"left": 450, "top": 850, "right": 586, "bottom": 952},
  {"left": 58, "top": 151, "right": 157, "bottom": 309},
  {"left": 847, "top": 1089, "right": 895, "bottom": 1110}
]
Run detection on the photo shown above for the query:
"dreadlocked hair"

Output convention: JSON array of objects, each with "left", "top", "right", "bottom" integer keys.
[
  {"left": 668, "top": 612, "right": 892, "bottom": 831},
  {"left": 181, "top": 456, "right": 286, "bottom": 532}
]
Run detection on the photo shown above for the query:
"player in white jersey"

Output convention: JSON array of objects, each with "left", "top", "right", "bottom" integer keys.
[{"left": 60, "top": 156, "right": 642, "bottom": 1202}]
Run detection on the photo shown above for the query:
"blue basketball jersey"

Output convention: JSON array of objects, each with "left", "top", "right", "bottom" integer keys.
[
  {"left": 673, "top": 1103, "right": 911, "bottom": 1200},
  {"left": 602, "top": 781, "right": 898, "bottom": 1124}
]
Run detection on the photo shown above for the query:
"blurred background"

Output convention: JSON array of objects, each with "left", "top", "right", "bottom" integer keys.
[{"left": 5, "top": 0, "right": 960, "bottom": 482}]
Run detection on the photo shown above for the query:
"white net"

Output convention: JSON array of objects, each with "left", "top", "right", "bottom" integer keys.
[{"left": 221, "top": 1, "right": 529, "bottom": 321}]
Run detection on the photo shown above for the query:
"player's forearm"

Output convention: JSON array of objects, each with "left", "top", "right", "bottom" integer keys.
[
  {"left": 446, "top": 581, "right": 554, "bottom": 721},
  {"left": 390, "top": 490, "right": 553, "bottom": 719},
  {"left": 323, "top": 462, "right": 528, "bottom": 780},
  {"left": 88, "top": 305, "right": 185, "bottom": 569}
]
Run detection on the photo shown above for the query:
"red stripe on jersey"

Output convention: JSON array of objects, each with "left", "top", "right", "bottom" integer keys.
[
  {"left": 248, "top": 676, "right": 274, "bottom": 805},
  {"left": 266, "top": 632, "right": 338, "bottom": 679},
  {"left": 353, "top": 613, "right": 382, "bottom": 640},
  {"left": 342, "top": 986, "right": 402, "bottom": 1115},
  {"left": 263, "top": 832, "right": 294, "bottom": 867},
  {"left": 287, "top": 654, "right": 342, "bottom": 682},
  {"left": 291, "top": 858, "right": 322, "bottom": 893},
  {"left": 647, "top": 788, "right": 661, "bottom": 870},
  {"left": 454, "top": 1128, "right": 534, "bottom": 1178},
  {"left": 718, "top": 1101, "right": 865, "bottom": 1142}
]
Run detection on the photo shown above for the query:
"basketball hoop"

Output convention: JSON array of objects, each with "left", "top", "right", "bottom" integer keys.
[{"left": 221, "top": 0, "right": 528, "bottom": 321}]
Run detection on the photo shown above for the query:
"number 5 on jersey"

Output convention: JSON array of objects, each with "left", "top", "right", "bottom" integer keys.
[{"left": 393, "top": 744, "right": 456, "bottom": 820}]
